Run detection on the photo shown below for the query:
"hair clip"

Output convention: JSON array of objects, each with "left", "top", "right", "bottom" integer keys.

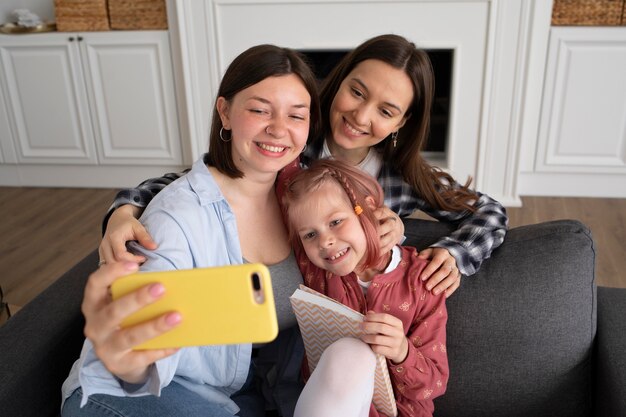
[{"left": 354, "top": 205, "right": 363, "bottom": 216}]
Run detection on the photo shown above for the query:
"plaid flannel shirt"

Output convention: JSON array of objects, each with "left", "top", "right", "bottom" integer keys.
[
  {"left": 105, "top": 157, "right": 507, "bottom": 276},
  {"left": 103, "top": 170, "right": 189, "bottom": 235},
  {"left": 377, "top": 163, "right": 508, "bottom": 276}
]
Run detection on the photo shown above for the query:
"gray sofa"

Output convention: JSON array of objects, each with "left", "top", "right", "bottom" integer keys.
[{"left": 0, "top": 219, "right": 624, "bottom": 417}]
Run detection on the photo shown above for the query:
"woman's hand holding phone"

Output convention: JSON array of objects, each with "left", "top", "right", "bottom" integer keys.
[{"left": 82, "top": 261, "right": 181, "bottom": 384}]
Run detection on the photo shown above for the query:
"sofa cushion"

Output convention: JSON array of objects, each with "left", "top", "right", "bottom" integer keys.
[{"left": 402, "top": 219, "right": 596, "bottom": 417}]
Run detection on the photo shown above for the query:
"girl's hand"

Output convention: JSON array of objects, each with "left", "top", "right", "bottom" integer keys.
[
  {"left": 99, "top": 205, "right": 157, "bottom": 264},
  {"left": 82, "top": 261, "right": 180, "bottom": 384},
  {"left": 418, "top": 247, "right": 461, "bottom": 297},
  {"left": 360, "top": 311, "right": 408, "bottom": 364},
  {"left": 374, "top": 206, "right": 404, "bottom": 254}
]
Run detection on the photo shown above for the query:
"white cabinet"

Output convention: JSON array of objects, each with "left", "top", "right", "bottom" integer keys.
[
  {"left": 0, "top": 30, "right": 183, "bottom": 186},
  {"left": 518, "top": 27, "right": 626, "bottom": 198}
]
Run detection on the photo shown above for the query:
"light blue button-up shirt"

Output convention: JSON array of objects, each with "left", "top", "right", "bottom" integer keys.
[{"left": 62, "top": 157, "right": 252, "bottom": 414}]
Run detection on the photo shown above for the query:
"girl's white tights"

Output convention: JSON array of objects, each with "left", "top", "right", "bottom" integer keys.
[{"left": 294, "top": 337, "right": 377, "bottom": 417}]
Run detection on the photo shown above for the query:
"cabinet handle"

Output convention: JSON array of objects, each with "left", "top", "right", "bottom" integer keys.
[
  {"left": 77, "top": 36, "right": 83, "bottom": 42},
  {"left": 68, "top": 37, "right": 75, "bottom": 42}
]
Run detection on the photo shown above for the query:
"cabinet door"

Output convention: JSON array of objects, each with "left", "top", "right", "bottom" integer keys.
[
  {"left": 528, "top": 27, "right": 626, "bottom": 197},
  {"left": 0, "top": 33, "right": 97, "bottom": 164},
  {"left": 80, "top": 31, "right": 182, "bottom": 165}
]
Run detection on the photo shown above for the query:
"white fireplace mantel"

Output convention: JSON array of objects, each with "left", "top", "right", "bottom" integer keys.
[{"left": 167, "top": 0, "right": 555, "bottom": 206}]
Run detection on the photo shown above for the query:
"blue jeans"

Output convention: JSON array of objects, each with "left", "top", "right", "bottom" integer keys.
[
  {"left": 62, "top": 326, "right": 303, "bottom": 417},
  {"left": 62, "top": 373, "right": 265, "bottom": 417}
]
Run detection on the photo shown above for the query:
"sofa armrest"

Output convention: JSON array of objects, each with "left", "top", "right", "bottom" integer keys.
[
  {"left": 594, "top": 286, "right": 626, "bottom": 417},
  {"left": 0, "top": 250, "right": 97, "bottom": 417}
]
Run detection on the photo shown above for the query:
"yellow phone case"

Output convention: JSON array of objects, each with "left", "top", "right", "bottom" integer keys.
[{"left": 111, "top": 263, "right": 278, "bottom": 350}]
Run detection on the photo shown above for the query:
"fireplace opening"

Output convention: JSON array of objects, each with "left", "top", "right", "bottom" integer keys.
[{"left": 301, "top": 49, "right": 452, "bottom": 158}]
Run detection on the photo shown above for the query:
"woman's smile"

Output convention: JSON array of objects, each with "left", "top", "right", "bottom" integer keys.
[
  {"left": 342, "top": 117, "right": 369, "bottom": 137},
  {"left": 255, "top": 141, "right": 288, "bottom": 155}
]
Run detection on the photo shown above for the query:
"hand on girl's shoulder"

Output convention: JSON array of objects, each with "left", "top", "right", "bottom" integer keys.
[{"left": 401, "top": 246, "right": 431, "bottom": 280}]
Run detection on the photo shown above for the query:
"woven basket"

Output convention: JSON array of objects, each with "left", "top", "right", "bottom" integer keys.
[
  {"left": 552, "top": 0, "right": 625, "bottom": 26},
  {"left": 54, "top": 0, "right": 110, "bottom": 32},
  {"left": 108, "top": 0, "right": 168, "bottom": 30}
]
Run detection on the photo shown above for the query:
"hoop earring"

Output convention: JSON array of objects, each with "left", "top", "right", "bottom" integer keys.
[
  {"left": 391, "top": 131, "right": 398, "bottom": 148},
  {"left": 301, "top": 144, "right": 308, "bottom": 154},
  {"left": 219, "top": 127, "right": 231, "bottom": 142}
]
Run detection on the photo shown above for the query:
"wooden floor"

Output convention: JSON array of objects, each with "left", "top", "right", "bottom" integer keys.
[
  {"left": 0, "top": 187, "right": 118, "bottom": 309},
  {"left": 1, "top": 188, "right": 625, "bottom": 314},
  {"left": 507, "top": 197, "right": 625, "bottom": 287}
]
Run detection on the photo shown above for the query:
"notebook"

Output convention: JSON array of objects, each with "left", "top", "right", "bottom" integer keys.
[{"left": 290, "top": 285, "right": 397, "bottom": 416}]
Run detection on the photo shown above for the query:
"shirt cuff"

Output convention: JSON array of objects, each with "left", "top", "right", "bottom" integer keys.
[
  {"left": 117, "top": 364, "right": 162, "bottom": 397},
  {"left": 429, "top": 240, "right": 474, "bottom": 276},
  {"left": 387, "top": 339, "right": 421, "bottom": 378}
]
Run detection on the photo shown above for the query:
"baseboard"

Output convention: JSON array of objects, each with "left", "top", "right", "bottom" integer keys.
[
  {"left": 0, "top": 164, "right": 187, "bottom": 188},
  {"left": 518, "top": 172, "right": 626, "bottom": 198}
]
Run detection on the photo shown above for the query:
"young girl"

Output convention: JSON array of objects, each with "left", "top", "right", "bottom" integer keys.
[{"left": 281, "top": 159, "right": 448, "bottom": 417}]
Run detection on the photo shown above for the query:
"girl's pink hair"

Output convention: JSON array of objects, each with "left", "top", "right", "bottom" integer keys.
[{"left": 282, "top": 159, "right": 387, "bottom": 271}]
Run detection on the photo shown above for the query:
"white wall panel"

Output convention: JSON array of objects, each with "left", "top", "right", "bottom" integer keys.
[{"left": 520, "top": 27, "right": 626, "bottom": 197}]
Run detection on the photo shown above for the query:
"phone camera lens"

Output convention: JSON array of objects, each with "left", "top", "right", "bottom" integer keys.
[{"left": 252, "top": 273, "right": 261, "bottom": 291}]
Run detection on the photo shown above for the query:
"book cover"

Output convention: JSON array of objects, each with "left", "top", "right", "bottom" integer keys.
[{"left": 290, "top": 285, "right": 397, "bottom": 416}]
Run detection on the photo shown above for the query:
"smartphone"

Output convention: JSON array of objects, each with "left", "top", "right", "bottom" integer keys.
[{"left": 110, "top": 263, "right": 278, "bottom": 350}]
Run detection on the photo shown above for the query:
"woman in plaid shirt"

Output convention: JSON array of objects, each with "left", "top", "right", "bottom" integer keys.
[{"left": 100, "top": 34, "right": 507, "bottom": 298}]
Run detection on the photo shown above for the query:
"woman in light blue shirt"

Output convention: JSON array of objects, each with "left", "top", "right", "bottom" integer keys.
[{"left": 61, "top": 44, "right": 322, "bottom": 417}]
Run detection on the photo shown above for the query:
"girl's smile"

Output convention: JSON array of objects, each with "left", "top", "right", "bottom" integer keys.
[{"left": 325, "top": 247, "right": 349, "bottom": 262}]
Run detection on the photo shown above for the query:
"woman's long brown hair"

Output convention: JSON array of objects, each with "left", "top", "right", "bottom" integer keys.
[{"left": 314, "top": 34, "right": 476, "bottom": 212}]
